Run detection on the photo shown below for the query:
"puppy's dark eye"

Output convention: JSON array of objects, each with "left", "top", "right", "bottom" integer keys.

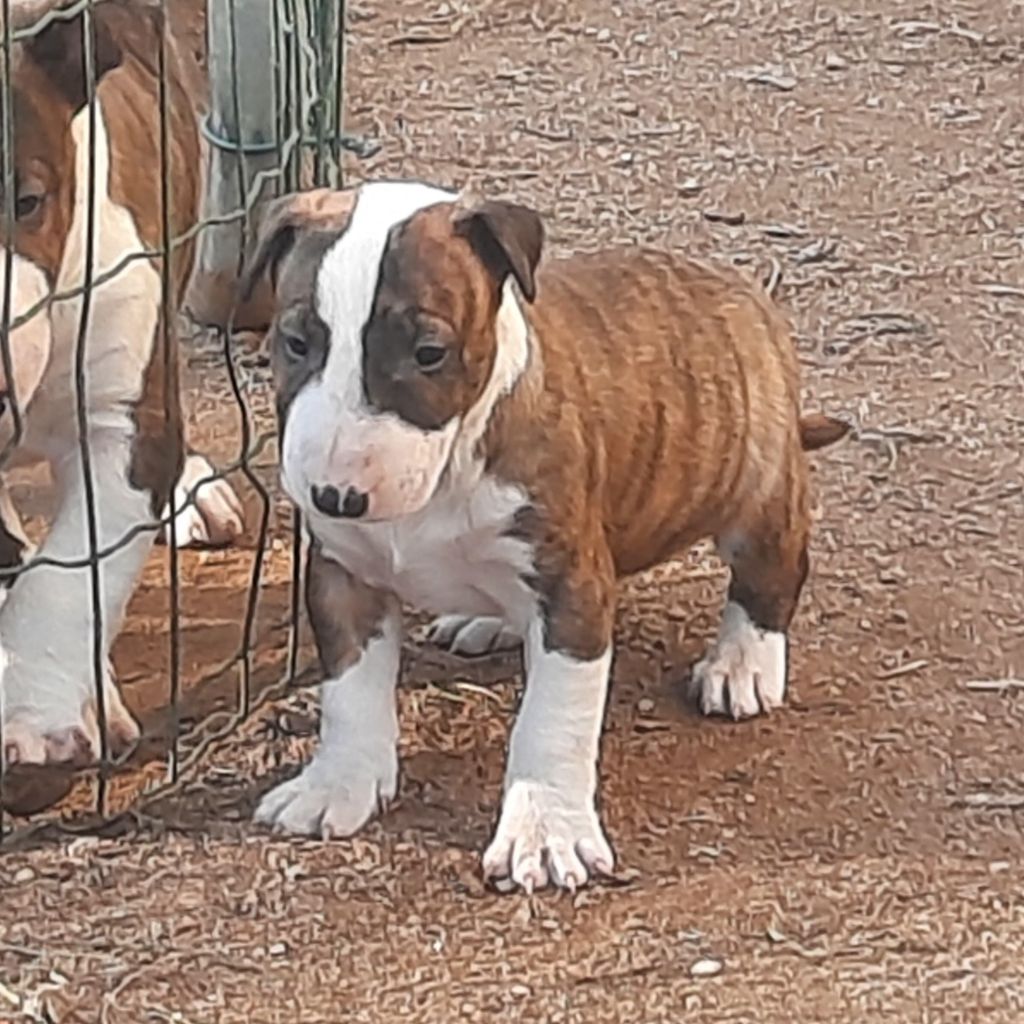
[
  {"left": 14, "top": 193, "right": 42, "bottom": 221},
  {"left": 414, "top": 342, "right": 447, "bottom": 372},
  {"left": 282, "top": 333, "right": 309, "bottom": 360}
]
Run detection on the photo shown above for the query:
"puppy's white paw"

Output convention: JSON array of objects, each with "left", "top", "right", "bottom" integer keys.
[
  {"left": 482, "top": 779, "right": 614, "bottom": 892},
  {"left": 426, "top": 614, "right": 520, "bottom": 657},
  {"left": 4, "top": 717, "right": 98, "bottom": 766},
  {"left": 692, "top": 602, "right": 786, "bottom": 719},
  {"left": 3, "top": 669, "right": 140, "bottom": 768},
  {"left": 163, "top": 454, "right": 244, "bottom": 549},
  {"left": 255, "top": 748, "right": 398, "bottom": 839}
]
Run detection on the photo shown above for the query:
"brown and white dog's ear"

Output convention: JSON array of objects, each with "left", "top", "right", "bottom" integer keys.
[
  {"left": 240, "top": 188, "right": 357, "bottom": 300},
  {"left": 454, "top": 200, "right": 544, "bottom": 303},
  {"left": 21, "top": 0, "right": 131, "bottom": 111}
]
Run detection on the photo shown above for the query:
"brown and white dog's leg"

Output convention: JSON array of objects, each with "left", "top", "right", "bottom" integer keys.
[
  {"left": 255, "top": 543, "right": 400, "bottom": 837},
  {"left": 693, "top": 467, "right": 810, "bottom": 720},
  {"left": 0, "top": 432, "right": 161, "bottom": 765},
  {"left": 425, "top": 614, "right": 521, "bottom": 657},
  {"left": 483, "top": 551, "right": 617, "bottom": 892},
  {"left": 160, "top": 450, "right": 244, "bottom": 549}
]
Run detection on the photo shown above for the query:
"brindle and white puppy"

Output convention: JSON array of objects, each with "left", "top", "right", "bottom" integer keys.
[
  {"left": 244, "top": 181, "right": 847, "bottom": 892},
  {"left": 0, "top": 0, "right": 243, "bottom": 768}
]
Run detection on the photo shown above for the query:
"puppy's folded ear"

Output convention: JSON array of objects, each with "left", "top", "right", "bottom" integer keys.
[
  {"left": 454, "top": 199, "right": 544, "bottom": 303},
  {"left": 240, "top": 188, "right": 357, "bottom": 300},
  {"left": 21, "top": 0, "right": 130, "bottom": 111}
]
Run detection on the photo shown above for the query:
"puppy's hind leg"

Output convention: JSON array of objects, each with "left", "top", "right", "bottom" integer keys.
[
  {"left": 692, "top": 459, "right": 811, "bottom": 720},
  {"left": 426, "top": 614, "right": 521, "bottom": 658}
]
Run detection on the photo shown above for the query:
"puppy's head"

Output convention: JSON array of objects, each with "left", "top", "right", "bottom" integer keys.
[{"left": 244, "top": 181, "right": 542, "bottom": 522}]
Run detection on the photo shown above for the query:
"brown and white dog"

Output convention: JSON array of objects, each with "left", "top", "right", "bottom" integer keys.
[
  {"left": 244, "top": 181, "right": 847, "bottom": 892},
  {"left": 0, "top": 0, "right": 242, "bottom": 767}
]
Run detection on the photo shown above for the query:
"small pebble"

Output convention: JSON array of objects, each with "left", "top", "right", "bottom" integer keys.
[
  {"left": 14, "top": 867, "right": 35, "bottom": 884},
  {"left": 637, "top": 697, "right": 655, "bottom": 714},
  {"left": 690, "top": 957, "right": 723, "bottom": 978},
  {"left": 512, "top": 901, "right": 532, "bottom": 927},
  {"left": 268, "top": 942, "right": 288, "bottom": 957},
  {"left": 596, "top": 27, "right": 611, "bottom": 42},
  {"left": 703, "top": 209, "right": 746, "bottom": 226}
]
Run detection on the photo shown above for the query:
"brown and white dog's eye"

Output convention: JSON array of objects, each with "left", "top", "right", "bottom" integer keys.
[
  {"left": 14, "top": 180, "right": 45, "bottom": 222},
  {"left": 15, "top": 195, "right": 42, "bottom": 221},
  {"left": 413, "top": 340, "right": 448, "bottom": 372},
  {"left": 282, "top": 332, "right": 310, "bottom": 360}
]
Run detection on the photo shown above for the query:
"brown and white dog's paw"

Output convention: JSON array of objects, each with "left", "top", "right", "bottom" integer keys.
[
  {"left": 426, "top": 614, "right": 520, "bottom": 657},
  {"left": 162, "top": 454, "right": 244, "bottom": 549},
  {"left": 255, "top": 749, "right": 398, "bottom": 838},
  {"left": 3, "top": 681, "right": 140, "bottom": 769},
  {"left": 482, "top": 779, "right": 614, "bottom": 893},
  {"left": 691, "top": 602, "right": 787, "bottom": 719},
  {"left": 3, "top": 717, "right": 79, "bottom": 766}
]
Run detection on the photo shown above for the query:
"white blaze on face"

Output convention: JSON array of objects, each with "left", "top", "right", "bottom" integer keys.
[
  {"left": 281, "top": 181, "right": 463, "bottom": 522},
  {"left": 0, "top": 249, "right": 52, "bottom": 445}
]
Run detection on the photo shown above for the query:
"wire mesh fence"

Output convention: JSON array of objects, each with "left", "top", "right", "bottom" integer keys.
[{"left": 0, "top": 0, "right": 369, "bottom": 844}]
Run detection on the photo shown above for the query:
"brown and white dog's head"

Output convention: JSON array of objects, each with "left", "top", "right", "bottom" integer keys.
[
  {"left": 243, "top": 181, "right": 544, "bottom": 522},
  {"left": 0, "top": 0, "right": 150, "bottom": 438}
]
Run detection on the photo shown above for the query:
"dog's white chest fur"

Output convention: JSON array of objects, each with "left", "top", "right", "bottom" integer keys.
[
  {"left": 20, "top": 102, "right": 159, "bottom": 457},
  {"left": 312, "top": 473, "right": 537, "bottom": 630}
]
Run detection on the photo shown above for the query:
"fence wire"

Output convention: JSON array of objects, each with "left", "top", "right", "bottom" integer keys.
[{"left": 0, "top": 0, "right": 370, "bottom": 845}]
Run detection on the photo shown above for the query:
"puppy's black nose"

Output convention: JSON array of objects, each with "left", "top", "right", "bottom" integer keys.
[
  {"left": 0, "top": 391, "right": 8, "bottom": 417},
  {"left": 340, "top": 486, "right": 369, "bottom": 518},
  {"left": 310, "top": 484, "right": 369, "bottom": 519},
  {"left": 310, "top": 484, "right": 340, "bottom": 517}
]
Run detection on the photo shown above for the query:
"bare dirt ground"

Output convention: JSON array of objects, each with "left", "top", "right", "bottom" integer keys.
[{"left": 3, "top": 0, "right": 1024, "bottom": 1020}]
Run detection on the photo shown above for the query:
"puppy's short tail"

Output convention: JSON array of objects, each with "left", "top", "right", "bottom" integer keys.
[{"left": 799, "top": 413, "right": 850, "bottom": 452}]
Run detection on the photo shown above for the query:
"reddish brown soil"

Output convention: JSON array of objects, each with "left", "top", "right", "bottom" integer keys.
[{"left": 2, "top": 0, "right": 1024, "bottom": 1020}]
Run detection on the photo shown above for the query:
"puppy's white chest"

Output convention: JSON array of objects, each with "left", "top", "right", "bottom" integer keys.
[{"left": 313, "top": 476, "right": 537, "bottom": 630}]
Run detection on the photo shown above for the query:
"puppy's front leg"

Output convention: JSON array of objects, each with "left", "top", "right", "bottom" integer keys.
[
  {"left": 483, "top": 553, "right": 617, "bottom": 892},
  {"left": 1, "top": 431, "right": 155, "bottom": 765},
  {"left": 256, "top": 542, "right": 400, "bottom": 838}
]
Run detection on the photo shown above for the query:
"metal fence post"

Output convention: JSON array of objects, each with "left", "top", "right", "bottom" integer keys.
[
  {"left": 186, "top": 0, "right": 279, "bottom": 330},
  {"left": 310, "top": 0, "right": 341, "bottom": 188}
]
